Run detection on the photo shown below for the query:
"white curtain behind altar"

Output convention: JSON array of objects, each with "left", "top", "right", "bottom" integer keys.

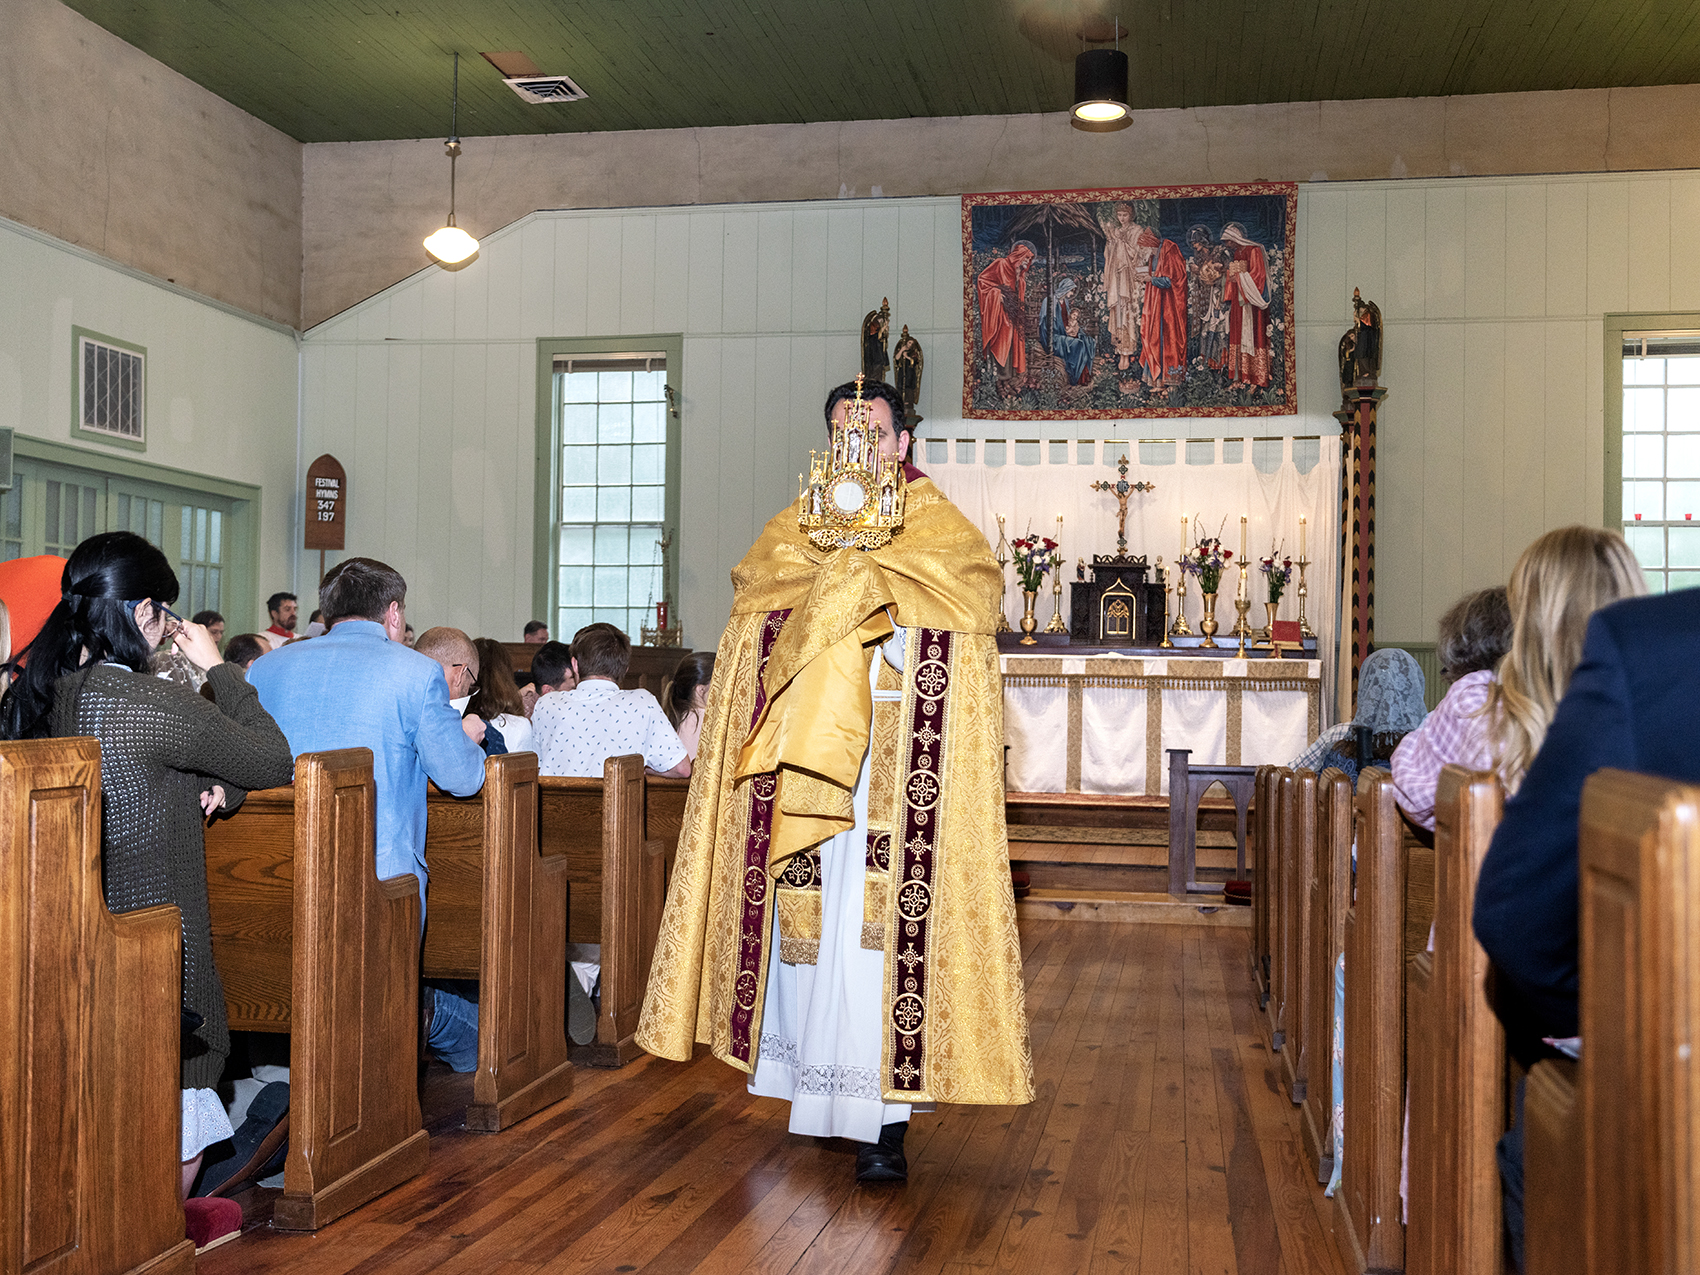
[{"left": 925, "top": 436, "right": 1342, "bottom": 728}]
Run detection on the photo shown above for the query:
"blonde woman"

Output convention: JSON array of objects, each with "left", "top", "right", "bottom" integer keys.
[{"left": 1470, "top": 524, "right": 1646, "bottom": 1272}]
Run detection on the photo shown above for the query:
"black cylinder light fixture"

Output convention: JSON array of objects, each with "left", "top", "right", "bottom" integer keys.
[{"left": 1072, "top": 47, "right": 1131, "bottom": 131}]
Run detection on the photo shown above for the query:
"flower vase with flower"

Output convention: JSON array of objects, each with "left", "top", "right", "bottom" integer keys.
[
  {"left": 1259, "top": 548, "right": 1293, "bottom": 642},
  {"left": 1179, "top": 529, "right": 1232, "bottom": 646},
  {"left": 1011, "top": 532, "right": 1060, "bottom": 644}
]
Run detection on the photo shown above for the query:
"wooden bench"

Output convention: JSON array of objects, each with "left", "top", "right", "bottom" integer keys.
[
  {"left": 1405, "top": 766, "right": 1505, "bottom": 1275},
  {"left": 1279, "top": 767, "right": 1319, "bottom": 1105},
  {"left": 2, "top": 737, "right": 196, "bottom": 1275},
  {"left": 423, "top": 751, "right": 574, "bottom": 1131},
  {"left": 1568, "top": 768, "right": 1700, "bottom": 1274},
  {"left": 538, "top": 756, "right": 690, "bottom": 1067},
  {"left": 1251, "top": 764, "right": 1277, "bottom": 1006},
  {"left": 1301, "top": 765, "right": 1353, "bottom": 1183},
  {"left": 1334, "top": 768, "right": 1434, "bottom": 1275},
  {"left": 202, "top": 749, "right": 428, "bottom": 1231}
]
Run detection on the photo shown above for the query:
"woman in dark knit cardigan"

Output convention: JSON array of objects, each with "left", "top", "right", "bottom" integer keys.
[{"left": 0, "top": 532, "right": 295, "bottom": 1194}]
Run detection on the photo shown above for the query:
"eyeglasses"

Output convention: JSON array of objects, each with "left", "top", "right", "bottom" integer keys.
[
  {"left": 450, "top": 662, "right": 480, "bottom": 693},
  {"left": 124, "top": 599, "right": 184, "bottom": 635}
]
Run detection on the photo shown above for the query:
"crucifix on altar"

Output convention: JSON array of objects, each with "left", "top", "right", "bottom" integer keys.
[
  {"left": 1069, "top": 454, "right": 1165, "bottom": 644},
  {"left": 1089, "top": 454, "right": 1156, "bottom": 558}
]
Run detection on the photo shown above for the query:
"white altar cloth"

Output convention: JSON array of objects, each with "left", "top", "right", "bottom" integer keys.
[{"left": 1002, "top": 652, "right": 1321, "bottom": 796}]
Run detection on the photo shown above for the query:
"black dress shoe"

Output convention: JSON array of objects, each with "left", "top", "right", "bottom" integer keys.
[
  {"left": 195, "top": 1081, "right": 290, "bottom": 1197},
  {"left": 855, "top": 1144, "right": 908, "bottom": 1182}
]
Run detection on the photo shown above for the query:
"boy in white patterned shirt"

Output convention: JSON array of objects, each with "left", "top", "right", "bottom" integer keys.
[{"left": 531, "top": 624, "right": 691, "bottom": 778}]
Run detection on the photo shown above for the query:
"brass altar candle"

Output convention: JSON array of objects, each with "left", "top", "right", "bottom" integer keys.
[
  {"left": 1171, "top": 515, "right": 1192, "bottom": 637},
  {"left": 1044, "top": 514, "right": 1068, "bottom": 634}
]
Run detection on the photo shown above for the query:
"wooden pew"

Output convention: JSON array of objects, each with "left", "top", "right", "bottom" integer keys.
[
  {"left": 538, "top": 756, "right": 690, "bottom": 1067},
  {"left": 1405, "top": 766, "right": 1505, "bottom": 1275},
  {"left": 1280, "top": 768, "right": 1319, "bottom": 1105},
  {"left": 1524, "top": 1056, "right": 1580, "bottom": 1275},
  {"left": 1334, "top": 769, "right": 1434, "bottom": 1275},
  {"left": 1252, "top": 764, "right": 1278, "bottom": 1008},
  {"left": 423, "top": 751, "right": 574, "bottom": 1132},
  {"left": 2, "top": 737, "right": 195, "bottom": 1275},
  {"left": 1262, "top": 766, "right": 1293, "bottom": 1047},
  {"left": 203, "top": 749, "right": 428, "bottom": 1231},
  {"left": 1571, "top": 769, "right": 1700, "bottom": 1275},
  {"left": 1301, "top": 765, "right": 1353, "bottom": 1182}
]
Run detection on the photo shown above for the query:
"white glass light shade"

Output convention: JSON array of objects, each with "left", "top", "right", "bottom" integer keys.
[{"left": 424, "top": 225, "right": 479, "bottom": 264}]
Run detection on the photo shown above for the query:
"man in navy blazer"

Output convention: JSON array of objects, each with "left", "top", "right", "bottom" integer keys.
[{"left": 1473, "top": 585, "right": 1700, "bottom": 1266}]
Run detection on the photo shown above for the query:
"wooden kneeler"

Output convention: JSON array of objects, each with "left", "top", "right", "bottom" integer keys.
[
  {"left": 1301, "top": 766, "right": 1353, "bottom": 1183},
  {"left": 1405, "top": 766, "right": 1505, "bottom": 1275},
  {"left": 204, "top": 749, "right": 428, "bottom": 1231},
  {"left": 539, "top": 757, "right": 689, "bottom": 1067},
  {"left": 424, "top": 751, "right": 574, "bottom": 1131},
  {"left": 1, "top": 738, "right": 196, "bottom": 1275}
]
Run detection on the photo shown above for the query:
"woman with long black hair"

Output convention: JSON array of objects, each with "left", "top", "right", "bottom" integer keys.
[{"left": 0, "top": 531, "right": 295, "bottom": 1205}]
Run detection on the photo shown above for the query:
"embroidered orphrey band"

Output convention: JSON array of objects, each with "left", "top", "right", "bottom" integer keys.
[
  {"left": 889, "top": 628, "right": 951, "bottom": 1092},
  {"left": 729, "top": 608, "right": 790, "bottom": 1065}
]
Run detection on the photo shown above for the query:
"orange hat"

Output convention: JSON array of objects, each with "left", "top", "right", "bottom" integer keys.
[{"left": 0, "top": 555, "right": 68, "bottom": 657}]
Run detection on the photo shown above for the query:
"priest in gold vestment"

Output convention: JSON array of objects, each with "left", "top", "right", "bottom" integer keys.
[{"left": 637, "top": 380, "right": 1034, "bottom": 1182}]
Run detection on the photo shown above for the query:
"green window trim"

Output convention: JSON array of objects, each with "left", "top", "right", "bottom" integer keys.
[
  {"left": 70, "top": 326, "right": 149, "bottom": 453},
  {"left": 533, "top": 334, "right": 684, "bottom": 637},
  {"left": 1604, "top": 312, "right": 1700, "bottom": 529}
]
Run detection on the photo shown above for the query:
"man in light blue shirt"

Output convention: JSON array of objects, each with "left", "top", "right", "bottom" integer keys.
[{"left": 249, "top": 556, "right": 487, "bottom": 1069}]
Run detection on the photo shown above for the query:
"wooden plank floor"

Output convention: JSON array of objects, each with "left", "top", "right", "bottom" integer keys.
[{"left": 201, "top": 922, "right": 1346, "bottom": 1275}]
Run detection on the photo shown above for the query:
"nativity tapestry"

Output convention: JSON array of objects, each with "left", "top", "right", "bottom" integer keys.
[{"left": 962, "top": 183, "right": 1297, "bottom": 419}]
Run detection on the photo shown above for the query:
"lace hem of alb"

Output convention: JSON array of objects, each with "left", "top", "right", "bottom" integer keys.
[{"left": 757, "top": 1035, "right": 882, "bottom": 1100}]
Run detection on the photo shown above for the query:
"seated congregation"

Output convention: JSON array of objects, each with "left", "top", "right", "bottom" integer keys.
[{"left": 1258, "top": 521, "right": 1698, "bottom": 1273}]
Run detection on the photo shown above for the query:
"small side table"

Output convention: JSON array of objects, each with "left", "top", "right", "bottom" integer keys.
[{"left": 1166, "top": 748, "right": 1256, "bottom": 896}]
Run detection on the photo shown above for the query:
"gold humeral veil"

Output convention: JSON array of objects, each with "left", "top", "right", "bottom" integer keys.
[{"left": 635, "top": 476, "right": 1035, "bottom": 1106}]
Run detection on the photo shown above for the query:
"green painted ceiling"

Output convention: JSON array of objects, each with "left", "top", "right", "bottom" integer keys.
[{"left": 63, "top": 0, "right": 1700, "bottom": 144}]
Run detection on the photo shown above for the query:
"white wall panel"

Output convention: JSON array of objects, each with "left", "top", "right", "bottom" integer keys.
[{"left": 299, "top": 173, "right": 1700, "bottom": 651}]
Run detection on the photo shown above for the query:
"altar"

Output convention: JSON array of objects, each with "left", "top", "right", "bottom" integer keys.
[{"left": 1001, "top": 651, "right": 1321, "bottom": 796}]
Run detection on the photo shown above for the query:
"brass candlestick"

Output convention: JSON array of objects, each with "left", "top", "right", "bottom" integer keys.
[
  {"left": 1296, "top": 555, "right": 1316, "bottom": 638},
  {"left": 994, "top": 514, "right": 1012, "bottom": 634},
  {"left": 1171, "top": 562, "right": 1193, "bottom": 638},
  {"left": 1157, "top": 560, "right": 1174, "bottom": 649},
  {"left": 1044, "top": 514, "right": 1068, "bottom": 634},
  {"left": 1230, "top": 563, "right": 1255, "bottom": 641}
]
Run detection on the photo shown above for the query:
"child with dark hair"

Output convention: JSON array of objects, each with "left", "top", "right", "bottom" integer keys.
[{"left": 661, "top": 652, "right": 715, "bottom": 760}]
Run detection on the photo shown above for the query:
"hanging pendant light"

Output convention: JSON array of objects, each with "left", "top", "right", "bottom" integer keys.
[
  {"left": 1072, "top": 46, "right": 1131, "bottom": 132},
  {"left": 424, "top": 53, "right": 479, "bottom": 265}
]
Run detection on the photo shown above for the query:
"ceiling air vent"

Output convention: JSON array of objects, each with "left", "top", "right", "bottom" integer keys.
[{"left": 503, "top": 74, "right": 588, "bottom": 105}]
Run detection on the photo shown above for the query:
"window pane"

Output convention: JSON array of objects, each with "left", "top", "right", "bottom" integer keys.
[
  {"left": 208, "top": 512, "right": 221, "bottom": 563},
  {"left": 598, "top": 370, "right": 633, "bottom": 402},
  {"left": 560, "top": 525, "right": 595, "bottom": 565},
  {"left": 558, "top": 565, "right": 593, "bottom": 605},
  {"left": 207, "top": 566, "right": 220, "bottom": 610},
  {"left": 561, "top": 485, "right": 596, "bottom": 521},
  {"left": 1626, "top": 523, "right": 1664, "bottom": 568},
  {"left": 1670, "top": 526, "right": 1700, "bottom": 568},
  {"left": 593, "top": 565, "right": 627, "bottom": 605},
  {"left": 562, "top": 372, "right": 598, "bottom": 403},
  {"left": 562, "top": 444, "right": 597, "bottom": 483},
  {"left": 1626, "top": 357, "right": 1666, "bottom": 385},
  {"left": 44, "top": 483, "right": 59, "bottom": 546},
  {"left": 630, "top": 565, "right": 660, "bottom": 606},
  {"left": 148, "top": 500, "right": 162, "bottom": 545},
  {"left": 1669, "top": 481, "right": 1700, "bottom": 520},
  {"left": 631, "top": 443, "right": 665, "bottom": 485},
  {"left": 598, "top": 403, "right": 632, "bottom": 444},
  {"left": 193, "top": 564, "right": 206, "bottom": 607},
  {"left": 631, "top": 486, "right": 665, "bottom": 521},
  {"left": 1625, "top": 387, "right": 1665, "bottom": 431},
  {"left": 1625, "top": 434, "right": 1666, "bottom": 478},
  {"left": 1669, "top": 435, "right": 1700, "bottom": 479},
  {"left": 632, "top": 401, "right": 666, "bottom": 443},
  {"left": 632, "top": 370, "right": 666, "bottom": 400},
  {"left": 1625, "top": 480, "right": 1664, "bottom": 520},
  {"left": 597, "top": 487, "right": 632, "bottom": 521},
  {"left": 594, "top": 524, "right": 630, "bottom": 561},
  {"left": 562, "top": 403, "right": 597, "bottom": 444},
  {"left": 1668, "top": 570, "right": 1700, "bottom": 592},
  {"left": 598, "top": 445, "right": 632, "bottom": 486},
  {"left": 1670, "top": 356, "right": 1700, "bottom": 385},
  {"left": 1646, "top": 571, "right": 1669, "bottom": 594},
  {"left": 194, "top": 508, "right": 208, "bottom": 560},
  {"left": 1671, "top": 389, "right": 1700, "bottom": 431}
]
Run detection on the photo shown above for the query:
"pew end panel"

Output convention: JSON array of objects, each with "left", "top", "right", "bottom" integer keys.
[
  {"left": 1264, "top": 767, "right": 1294, "bottom": 1051},
  {"left": 2, "top": 737, "right": 196, "bottom": 1275},
  {"left": 1578, "top": 769, "right": 1700, "bottom": 1275},
  {"left": 1335, "top": 770, "right": 1410, "bottom": 1275},
  {"left": 1405, "top": 766, "right": 1505, "bottom": 1275},
  {"left": 1252, "top": 765, "right": 1277, "bottom": 1005},
  {"left": 263, "top": 749, "right": 428, "bottom": 1232},
  {"left": 1301, "top": 767, "right": 1353, "bottom": 1183},
  {"left": 424, "top": 752, "right": 574, "bottom": 1133},
  {"left": 1524, "top": 1057, "right": 1580, "bottom": 1275},
  {"left": 1281, "top": 769, "right": 1319, "bottom": 1106}
]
